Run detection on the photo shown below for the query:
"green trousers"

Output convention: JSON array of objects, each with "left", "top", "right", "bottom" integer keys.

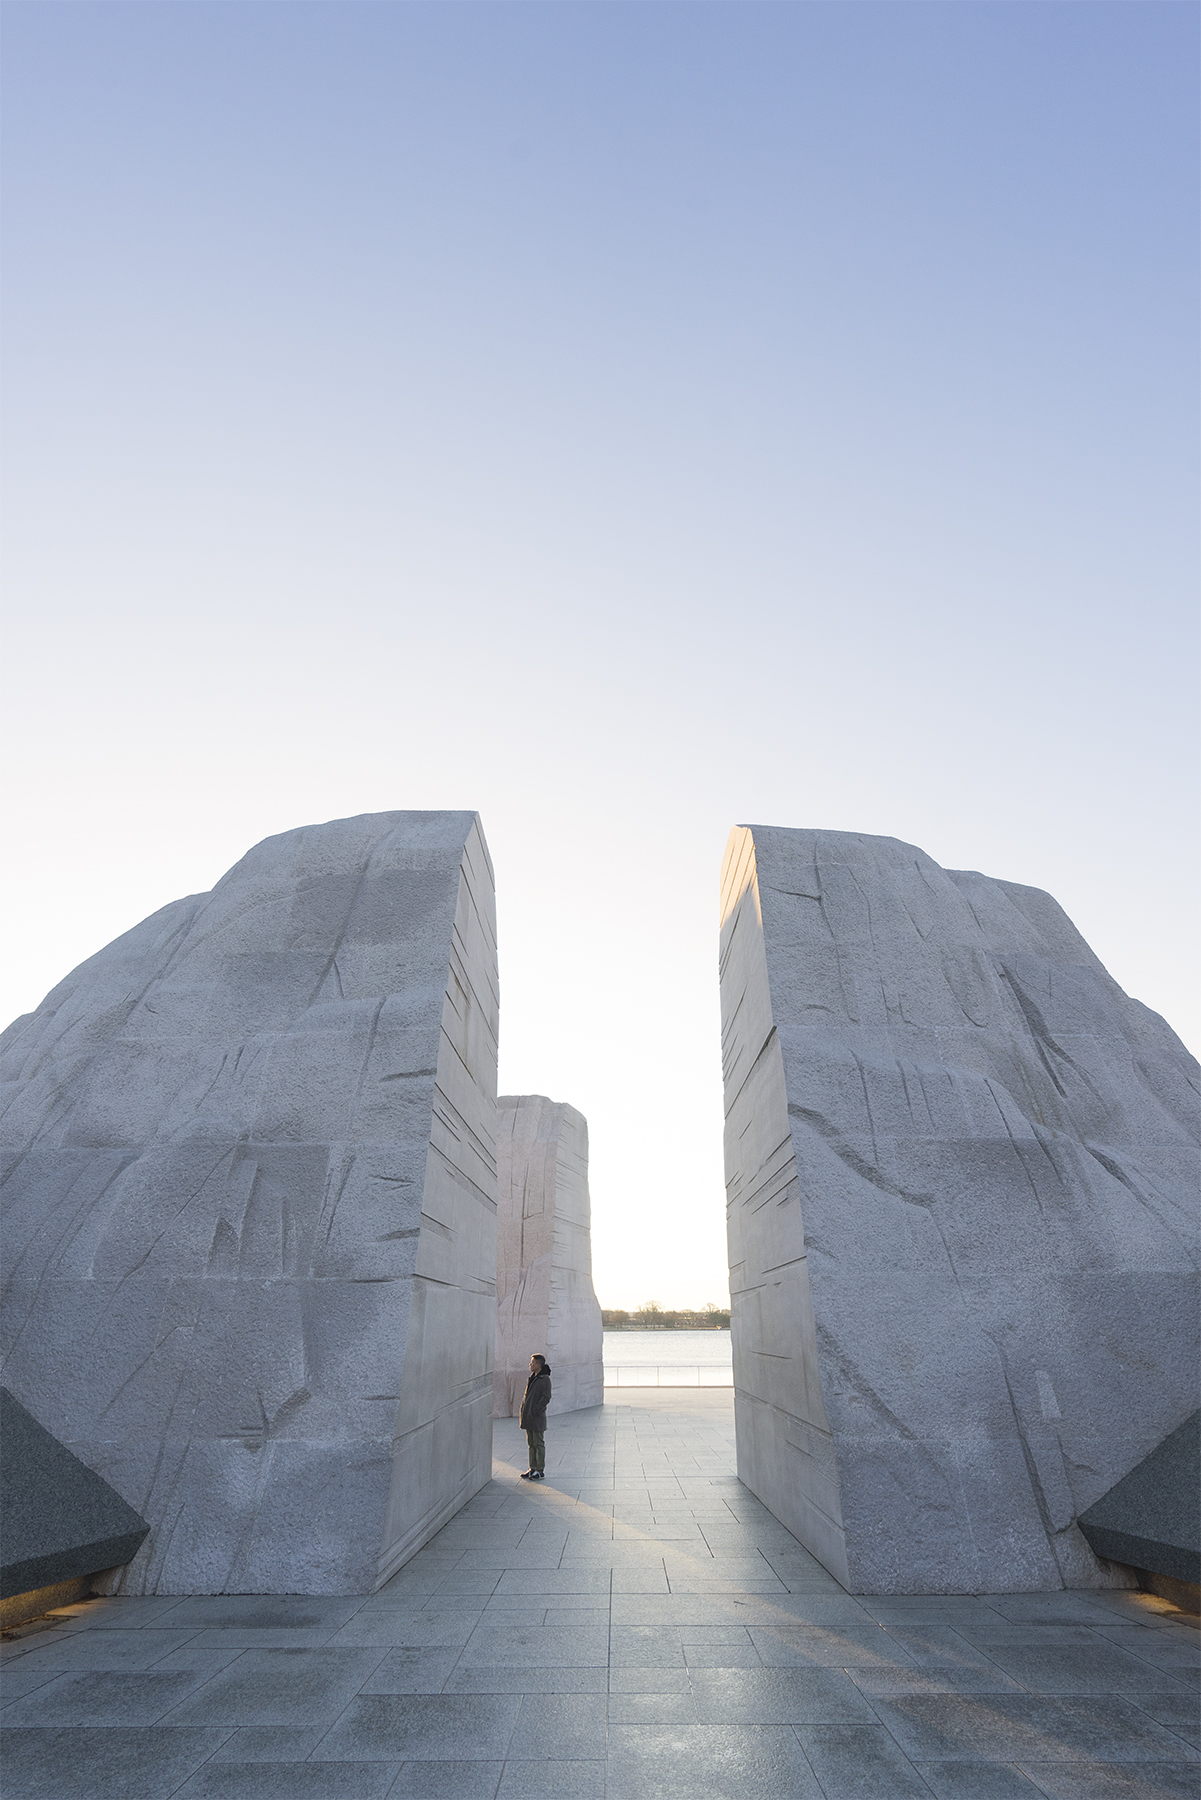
[{"left": 525, "top": 1429, "right": 545, "bottom": 1473}]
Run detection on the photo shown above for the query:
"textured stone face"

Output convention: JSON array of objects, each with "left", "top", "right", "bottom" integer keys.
[
  {"left": 494, "top": 1096, "right": 604, "bottom": 1419},
  {"left": 1, "top": 1387, "right": 149, "bottom": 1600},
  {"left": 1, "top": 811, "right": 499, "bottom": 1595},
  {"left": 1077, "top": 1411, "right": 1200, "bottom": 1587},
  {"left": 720, "top": 825, "right": 1200, "bottom": 1596}
]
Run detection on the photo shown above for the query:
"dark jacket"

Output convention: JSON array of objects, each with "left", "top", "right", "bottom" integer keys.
[{"left": 520, "top": 1365, "right": 552, "bottom": 1432}]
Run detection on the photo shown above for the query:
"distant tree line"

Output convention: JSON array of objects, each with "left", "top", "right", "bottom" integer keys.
[{"left": 601, "top": 1301, "right": 730, "bottom": 1330}]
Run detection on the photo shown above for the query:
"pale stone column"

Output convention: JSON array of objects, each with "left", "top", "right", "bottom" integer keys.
[
  {"left": 720, "top": 824, "right": 1199, "bottom": 1595},
  {"left": 494, "top": 1096, "right": 604, "bottom": 1419},
  {"left": 0, "top": 810, "right": 499, "bottom": 1594}
]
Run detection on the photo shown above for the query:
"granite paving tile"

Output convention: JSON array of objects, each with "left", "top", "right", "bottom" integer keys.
[
  {"left": 0, "top": 1725, "right": 230, "bottom": 1800},
  {"left": 505, "top": 1693, "right": 607, "bottom": 1758},
  {"left": 559, "top": 1542, "right": 673, "bottom": 1562},
  {"left": 316, "top": 1694, "right": 520, "bottom": 1760},
  {"left": 863, "top": 1594, "right": 1008, "bottom": 1613},
  {"left": 207, "top": 1722, "right": 339, "bottom": 1760},
  {"left": 539, "top": 1607, "right": 609, "bottom": 1628},
  {"left": 911, "top": 1762, "right": 1047, "bottom": 1797},
  {"left": 428, "top": 1572, "right": 503, "bottom": 1596},
  {"left": 681, "top": 1641, "right": 764, "bottom": 1666},
  {"left": 606, "top": 1690, "right": 699, "bottom": 1722},
  {"left": 675, "top": 1625, "right": 755, "bottom": 1645},
  {"left": 605, "top": 1721, "right": 824, "bottom": 1799},
  {"left": 0, "top": 1624, "right": 66, "bottom": 1661},
  {"left": 871, "top": 1693, "right": 1194, "bottom": 1761},
  {"left": 357, "top": 1649, "right": 463, "bottom": 1693},
  {"left": 743, "top": 1595, "right": 879, "bottom": 1625},
  {"left": 495, "top": 1758, "right": 607, "bottom": 1797},
  {"left": 429, "top": 1531, "right": 534, "bottom": 1551},
  {"left": 615, "top": 1523, "right": 710, "bottom": 1543},
  {"left": 662, "top": 1560, "right": 787, "bottom": 1590},
  {"left": 986, "top": 1595, "right": 1144, "bottom": 1627},
  {"left": 859, "top": 1602, "right": 1010, "bottom": 1631},
  {"left": 162, "top": 1597, "right": 365, "bottom": 1630},
  {"left": 468, "top": 1606, "right": 547, "bottom": 1627},
  {"left": 478, "top": 1605, "right": 586, "bottom": 1620},
  {"left": 41, "top": 1598, "right": 189, "bottom": 1632},
  {"left": 419, "top": 1594, "right": 493, "bottom": 1613},
  {"left": 456, "top": 1550, "right": 568, "bottom": 1570},
  {"left": 845, "top": 1662, "right": 1025, "bottom": 1695},
  {"left": 442, "top": 1665, "right": 608, "bottom": 1694},
  {"left": 387, "top": 1763, "right": 503, "bottom": 1799},
  {"left": 174, "top": 1764, "right": 400, "bottom": 1798},
  {"left": 608, "top": 1627, "right": 686, "bottom": 1667},
  {"left": 494, "top": 1569, "right": 610, "bottom": 1595},
  {"left": 797, "top": 1721, "right": 938, "bottom": 1796},
  {"left": 0, "top": 1629, "right": 207, "bottom": 1669},
  {"left": 749, "top": 1624, "right": 920, "bottom": 1668},
  {"left": 159, "top": 1627, "right": 341, "bottom": 1651},
  {"left": 0, "top": 1659, "right": 72, "bottom": 1701},
  {"left": 1084, "top": 1594, "right": 1193, "bottom": 1624},
  {"left": 945, "top": 1624, "right": 1114, "bottom": 1646},
  {"left": 606, "top": 1665, "right": 692, "bottom": 1693},
  {"left": 980, "top": 1642, "right": 1194, "bottom": 1693},
  {"left": 365, "top": 1578, "right": 461, "bottom": 1604},
  {"left": 2, "top": 1668, "right": 208, "bottom": 1726},
  {"left": 688, "top": 1667, "right": 878, "bottom": 1723},
  {"left": 327, "top": 1613, "right": 479, "bottom": 1649},
  {"left": 879, "top": 1620, "right": 1026, "bottom": 1660},
  {"left": 1095, "top": 1625, "right": 1201, "bottom": 1653},
  {"left": 610, "top": 1592, "right": 776, "bottom": 1627},
  {"left": 1103, "top": 1637, "right": 1201, "bottom": 1675},
  {"left": 699, "top": 1538, "right": 799, "bottom": 1557},
  {"left": 458, "top": 1623, "right": 609, "bottom": 1666},
  {"left": 138, "top": 1643, "right": 256, "bottom": 1676},
  {"left": 163, "top": 1647, "right": 388, "bottom": 1727},
  {"left": 1128, "top": 1692, "right": 1201, "bottom": 1750},
  {"left": 760, "top": 1565, "right": 847, "bottom": 1595},
  {"left": 666, "top": 1575, "right": 787, "bottom": 1593},
  {"left": 1017, "top": 1761, "right": 1201, "bottom": 1798}
]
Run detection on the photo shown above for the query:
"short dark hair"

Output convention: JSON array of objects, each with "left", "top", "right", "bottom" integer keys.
[{"left": 532, "top": 1354, "right": 546, "bottom": 1367}]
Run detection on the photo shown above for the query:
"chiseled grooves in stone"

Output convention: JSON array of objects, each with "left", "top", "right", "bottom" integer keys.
[
  {"left": 0, "top": 810, "right": 499, "bottom": 1595},
  {"left": 494, "top": 1095, "right": 604, "bottom": 1419},
  {"left": 719, "top": 824, "right": 1200, "bottom": 1596}
]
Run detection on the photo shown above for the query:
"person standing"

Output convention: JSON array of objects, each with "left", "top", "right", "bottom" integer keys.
[{"left": 519, "top": 1354, "right": 552, "bottom": 1480}]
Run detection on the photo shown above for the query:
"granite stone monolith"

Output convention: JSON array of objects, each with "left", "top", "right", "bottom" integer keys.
[
  {"left": 1, "top": 1387, "right": 149, "bottom": 1604},
  {"left": 1, "top": 810, "right": 499, "bottom": 1594},
  {"left": 720, "top": 825, "right": 1200, "bottom": 1595},
  {"left": 494, "top": 1096, "right": 604, "bottom": 1418}
]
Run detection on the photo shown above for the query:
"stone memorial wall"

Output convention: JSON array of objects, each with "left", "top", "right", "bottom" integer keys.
[
  {"left": 0, "top": 810, "right": 499, "bottom": 1594},
  {"left": 494, "top": 1095, "right": 604, "bottom": 1418},
  {"left": 720, "top": 824, "right": 1200, "bottom": 1595}
]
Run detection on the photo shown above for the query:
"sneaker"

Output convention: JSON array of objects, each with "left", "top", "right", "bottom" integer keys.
[{"left": 520, "top": 1471, "right": 533, "bottom": 1479}]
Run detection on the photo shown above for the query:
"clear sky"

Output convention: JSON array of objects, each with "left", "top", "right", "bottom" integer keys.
[{"left": 2, "top": 2, "right": 1197, "bottom": 1310}]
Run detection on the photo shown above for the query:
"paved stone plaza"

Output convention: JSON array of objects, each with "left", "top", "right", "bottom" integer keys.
[{"left": 1, "top": 1392, "right": 1197, "bottom": 1799}]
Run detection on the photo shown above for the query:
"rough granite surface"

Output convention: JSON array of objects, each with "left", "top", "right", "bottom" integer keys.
[
  {"left": 494, "top": 1095, "right": 604, "bottom": 1418},
  {"left": 0, "top": 810, "right": 499, "bottom": 1595},
  {"left": 1078, "top": 1411, "right": 1201, "bottom": 1586},
  {"left": 1, "top": 1386, "right": 149, "bottom": 1597},
  {"left": 719, "top": 825, "right": 1200, "bottom": 1596}
]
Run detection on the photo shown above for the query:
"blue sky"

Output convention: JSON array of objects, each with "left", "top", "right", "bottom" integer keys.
[{"left": 3, "top": 1, "right": 1197, "bottom": 1307}]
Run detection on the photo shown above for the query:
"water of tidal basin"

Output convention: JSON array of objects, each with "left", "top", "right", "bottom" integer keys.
[{"left": 603, "top": 1327, "right": 733, "bottom": 1386}]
